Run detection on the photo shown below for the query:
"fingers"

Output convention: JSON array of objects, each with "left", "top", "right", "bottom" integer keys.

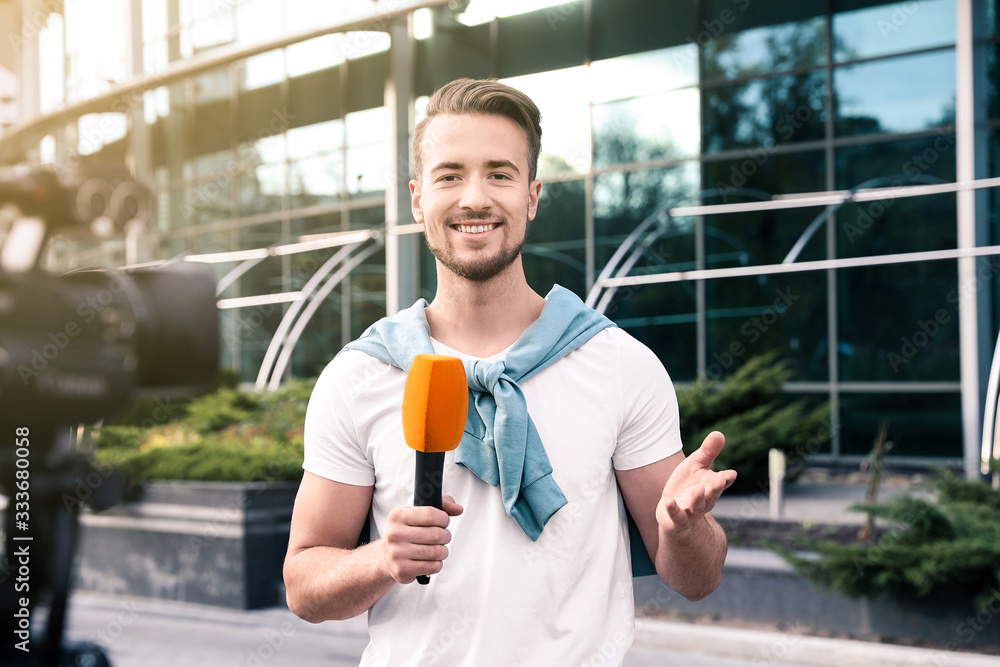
[
  {"left": 382, "top": 505, "right": 458, "bottom": 584},
  {"left": 685, "top": 431, "right": 726, "bottom": 470},
  {"left": 442, "top": 494, "right": 464, "bottom": 517}
]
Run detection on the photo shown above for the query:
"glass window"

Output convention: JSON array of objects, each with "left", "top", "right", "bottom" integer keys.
[
  {"left": 838, "top": 262, "right": 959, "bottom": 382},
  {"left": 594, "top": 162, "right": 700, "bottom": 275},
  {"left": 289, "top": 154, "right": 344, "bottom": 208},
  {"left": 591, "top": 45, "right": 698, "bottom": 104},
  {"left": 341, "top": 31, "right": 391, "bottom": 60},
  {"left": 349, "top": 246, "right": 387, "bottom": 340},
  {"left": 288, "top": 120, "right": 344, "bottom": 159},
  {"left": 989, "top": 42, "right": 999, "bottom": 121},
  {"left": 287, "top": 35, "right": 346, "bottom": 77},
  {"left": 238, "top": 164, "right": 284, "bottom": 217},
  {"left": 838, "top": 392, "right": 961, "bottom": 458},
  {"left": 523, "top": 179, "right": 587, "bottom": 297},
  {"left": 833, "top": 0, "right": 955, "bottom": 63},
  {"left": 702, "top": 149, "right": 827, "bottom": 200},
  {"left": 238, "top": 301, "right": 283, "bottom": 384},
  {"left": 77, "top": 113, "right": 128, "bottom": 156},
  {"left": 345, "top": 107, "right": 389, "bottom": 198},
  {"left": 836, "top": 133, "right": 956, "bottom": 187},
  {"left": 703, "top": 72, "right": 826, "bottom": 153},
  {"left": 284, "top": 0, "right": 340, "bottom": 33},
  {"left": 501, "top": 67, "right": 592, "bottom": 177},
  {"left": 835, "top": 50, "right": 956, "bottom": 136},
  {"left": 235, "top": 0, "right": 282, "bottom": 44},
  {"left": 186, "top": 10, "right": 234, "bottom": 56},
  {"left": 593, "top": 88, "right": 700, "bottom": 168},
  {"left": 239, "top": 51, "right": 284, "bottom": 91},
  {"left": 703, "top": 17, "right": 826, "bottom": 81},
  {"left": 348, "top": 206, "right": 386, "bottom": 230},
  {"left": 291, "top": 211, "right": 341, "bottom": 243},
  {"left": 705, "top": 272, "right": 828, "bottom": 381},
  {"left": 606, "top": 282, "right": 698, "bottom": 381},
  {"left": 187, "top": 175, "right": 234, "bottom": 225}
]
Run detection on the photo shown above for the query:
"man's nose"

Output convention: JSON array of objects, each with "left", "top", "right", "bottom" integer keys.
[{"left": 459, "top": 178, "right": 492, "bottom": 211}]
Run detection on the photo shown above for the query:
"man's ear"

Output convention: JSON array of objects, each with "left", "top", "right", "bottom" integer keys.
[
  {"left": 409, "top": 179, "right": 424, "bottom": 224},
  {"left": 526, "top": 179, "right": 542, "bottom": 221}
]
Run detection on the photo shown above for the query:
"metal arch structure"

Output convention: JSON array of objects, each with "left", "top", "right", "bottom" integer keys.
[
  {"left": 255, "top": 235, "right": 385, "bottom": 391},
  {"left": 585, "top": 186, "right": 773, "bottom": 314}
]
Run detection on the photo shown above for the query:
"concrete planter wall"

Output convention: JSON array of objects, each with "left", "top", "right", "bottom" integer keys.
[
  {"left": 634, "top": 547, "right": 1000, "bottom": 650},
  {"left": 75, "top": 480, "right": 299, "bottom": 609}
]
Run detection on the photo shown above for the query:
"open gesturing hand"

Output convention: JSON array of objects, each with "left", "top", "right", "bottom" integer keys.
[{"left": 656, "top": 431, "right": 737, "bottom": 535}]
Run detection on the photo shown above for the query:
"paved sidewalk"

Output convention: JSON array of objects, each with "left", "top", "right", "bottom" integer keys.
[{"left": 64, "top": 590, "right": 1000, "bottom": 667}]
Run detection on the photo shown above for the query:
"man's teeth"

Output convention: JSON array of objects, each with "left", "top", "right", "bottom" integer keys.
[{"left": 456, "top": 223, "right": 497, "bottom": 234}]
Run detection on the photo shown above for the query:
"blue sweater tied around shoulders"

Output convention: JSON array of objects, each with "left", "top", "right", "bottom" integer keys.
[{"left": 342, "top": 284, "right": 657, "bottom": 576}]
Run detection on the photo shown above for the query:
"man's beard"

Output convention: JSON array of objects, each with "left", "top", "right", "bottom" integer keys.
[{"left": 425, "top": 211, "right": 529, "bottom": 283}]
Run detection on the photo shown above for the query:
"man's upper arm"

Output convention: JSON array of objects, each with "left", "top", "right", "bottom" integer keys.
[{"left": 287, "top": 471, "right": 373, "bottom": 557}]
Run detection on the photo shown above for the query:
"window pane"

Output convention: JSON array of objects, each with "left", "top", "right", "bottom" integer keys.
[
  {"left": 606, "top": 282, "right": 698, "bottom": 381},
  {"left": 702, "top": 149, "right": 826, "bottom": 199},
  {"left": 288, "top": 120, "right": 344, "bottom": 159},
  {"left": 836, "top": 133, "right": 956, "bottom": 187},
  {"left": 989, "top": 41, "right": 999, "bottom": 121},
  {"left": 287, "top": 35, "right": 346, "bottom": 76},
  {"left": 703, "top": 72, "right": 826, "bottom": 153},
  {"left": 502, "top": 67, "right": 591, "bottom": 176},
  {"left": 238, "top": 164, "right": 284, "bottom": 217},
  {"left": 289, "top": 154, "right": 343, "bottom": 208},
  {"left": 835, "top": 50, "right": 956, "bottom": 136},
  {"left": 590, "top": 45, "right": 698, "bottom": 103},
  {"left": 593, "top": 163, "right": 700, "bottom": 275},
  {"left": 838, "top": 263, "right": 959, "bottom": 382},
  {"left": 187, "top": 176, "right": 233, "bottom": 225},
  {"left": 833, "top": 0, "right": 955, "bottom": 63},
  {"left": 705, "top": 273, "right": 828, "bottom": 381},
  {"left": 703, "top": 17, "right": 826, "bottom": 81},
  {"left": 523, "top": 179, "right": 587, "bottom": 297},
  {"left": 839, "top": 392, "right": 961, "bottom": 458},
  {"left": 593, "top": 88, "right": 700, "bottom": 167}
]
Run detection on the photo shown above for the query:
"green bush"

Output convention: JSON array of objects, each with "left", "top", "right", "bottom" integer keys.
[
  {"left": 778, "top": 472, "right": 1000, "bottom": 606},
  {"left": 184, "top": 388, "right": 264, "bottom": 433},
  {"left": 92, "top": 377, "right": 316, "bottom": 494},
  {"left": 677, "top": 353, "right": 831, "bottom": 494}
]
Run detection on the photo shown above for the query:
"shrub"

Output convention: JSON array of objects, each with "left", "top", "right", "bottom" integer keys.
[
  {"left": 778, "top": 471, "right": 1000, "bottom": 607},
  {"left": 677, "top": 352, "right": 831, "bottom": 494},
  {"left": 92, "top": 378, "right": 315, "bottom": 494}
]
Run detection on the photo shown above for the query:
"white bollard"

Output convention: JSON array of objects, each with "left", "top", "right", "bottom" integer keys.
[{"left": 769, "top": 448, "right": 786, "bottom": 519}]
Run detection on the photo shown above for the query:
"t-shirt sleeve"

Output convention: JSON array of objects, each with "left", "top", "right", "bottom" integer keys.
[
  {"left": 302, "top": 351, "right": 376, "bottom": 486},
  {"left": 612, "top": 330, "right": 684, "bottom": 471}
]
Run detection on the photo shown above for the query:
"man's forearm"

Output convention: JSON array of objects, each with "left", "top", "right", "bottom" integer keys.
[
  {"left": 284, "top": 541, "right": 396, "bottom": 623},
  {"left": 654, "top": 513, "right": 728, "bottom": 601}
]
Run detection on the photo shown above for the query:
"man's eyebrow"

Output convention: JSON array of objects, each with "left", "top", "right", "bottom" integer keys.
[
  {"left": 430, "top": 161, "right": 464, "bottom": 173},
  {"left": 486, "top": 159, "right": 520, "bottom": 174}
]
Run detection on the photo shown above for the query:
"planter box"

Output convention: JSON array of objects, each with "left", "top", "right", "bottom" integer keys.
[
  {"left": 75, "top": 480, "right": 299, "bottom": 609},
  {"left": 634, "top": 547, "right": 1000, "bottom": 650}
]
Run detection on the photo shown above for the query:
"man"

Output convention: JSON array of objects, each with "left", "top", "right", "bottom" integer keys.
[{"left": 283, "top": 77, "right": 737, "bottom": 666}]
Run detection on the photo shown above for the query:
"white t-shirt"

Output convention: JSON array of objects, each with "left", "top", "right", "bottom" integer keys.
[{"left": 303, "top": 326, "right": 683, "bottom": 667}]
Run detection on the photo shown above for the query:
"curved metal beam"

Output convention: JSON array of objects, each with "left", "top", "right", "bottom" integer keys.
[
  {"left": 254, "top": 241, "right": 368, "bottom": 390},
  {"left": 267, "top": 240, "right": 385, "bottom": 390}
]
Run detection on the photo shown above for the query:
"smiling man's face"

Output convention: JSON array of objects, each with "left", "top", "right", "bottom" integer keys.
[{"left": 410, "top": 113, "right": 542, "bottom": 283}]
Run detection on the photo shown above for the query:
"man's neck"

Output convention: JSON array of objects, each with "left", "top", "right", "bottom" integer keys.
[{"left": 425, "top": 262, "right": 545, "bottom": 358}]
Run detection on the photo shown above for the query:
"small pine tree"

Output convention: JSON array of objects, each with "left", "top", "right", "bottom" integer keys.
[
  {"left": 778, "top": 471, "right": 1000, "bottom": 607},
  {"left": 677, "top": 352, "right": 831, "bottom": 494}
]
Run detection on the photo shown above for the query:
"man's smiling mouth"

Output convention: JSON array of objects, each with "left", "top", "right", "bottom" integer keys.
[{"left": 452, "top": 223, "right": 500, "bottom": 234}]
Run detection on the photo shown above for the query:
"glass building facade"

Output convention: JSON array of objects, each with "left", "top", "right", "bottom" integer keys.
[{"left": 3, "top": 0, "right": 998, "bottom": 469}]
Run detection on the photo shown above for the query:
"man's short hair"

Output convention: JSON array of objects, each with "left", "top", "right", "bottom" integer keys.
[{"left": 412, "top": 78, "right": 543, "bottom": 182}]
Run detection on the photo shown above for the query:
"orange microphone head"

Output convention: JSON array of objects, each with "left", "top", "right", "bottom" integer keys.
[{"left": 402, "top": 354, "right": 468, "bottom": 453}]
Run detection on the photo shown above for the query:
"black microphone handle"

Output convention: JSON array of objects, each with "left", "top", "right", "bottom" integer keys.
[{"left": 413, "top": 451, "right": 445, "bottom": 585}]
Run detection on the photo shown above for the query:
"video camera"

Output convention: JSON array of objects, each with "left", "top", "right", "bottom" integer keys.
[{"left": 0, "top": 165, "right": 220, "bottom": 666}]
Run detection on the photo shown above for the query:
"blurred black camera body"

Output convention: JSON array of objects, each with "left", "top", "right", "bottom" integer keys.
[{"left": 0, "top": 166, "right": 220, "bottom": 666}]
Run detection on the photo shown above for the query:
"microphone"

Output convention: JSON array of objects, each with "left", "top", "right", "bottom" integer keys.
[{"left": 402, "top": 354, "right": 468, "bottom": 584}]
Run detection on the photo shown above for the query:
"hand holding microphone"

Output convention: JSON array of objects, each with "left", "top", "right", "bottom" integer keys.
[{"left": 383, "top": 354, "right": 467, "bottom": 585}]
